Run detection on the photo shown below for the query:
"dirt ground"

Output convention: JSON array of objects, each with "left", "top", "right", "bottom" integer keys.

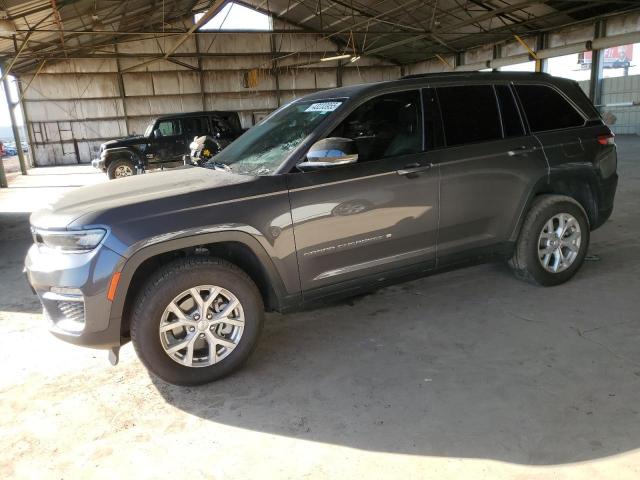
[{"left": 1, "top": 139, "right": 639, "bottom": 479}]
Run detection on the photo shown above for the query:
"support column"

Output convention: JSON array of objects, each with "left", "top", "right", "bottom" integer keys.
[
  {"left": 589, "top": 19, "right": 606, "bottom": 105},
  {"left": 535, "top": 34, "right": 546, "bottom": 72},
  {"left": 114, "top": 44, "right": 131, "bottom": 136},
  {"left": 194, "top": 35, "right": 206, "bottom": 110},
  {"left": 492, "top": 45, "right": 501, "bottom": 72},
  {"left": 1, "top": 66, "right": 28, "bottom": 176},
  {"left": 270, "top": 33, "right": 281, "bottom": 108},
  {"left": 0, "top": 154, "right": 6, "bottom": 187},
  {"left": 16, "top": 77, "right": 37, "bottom": 168}
]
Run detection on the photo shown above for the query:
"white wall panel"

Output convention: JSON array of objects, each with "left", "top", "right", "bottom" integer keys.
[
  {"left": 125, "top": 94, "right": 203, "bottom": 116},
  {"left": 548, "top": 24, "right": 594, "bottom": 48},
  {"left": 40, "top": 58, "right": 118, "bottom": 74},
  {"left": 21, "top": 27, "right": 400, "bottom": 165},
  {"left": 197, "top": 34, "right": 271, "bottom": 54},
  {"left": 204, "top": 92, "right": 278, "bottom": 111},
  {"left": 606, "top": 12, "right": 640, "bottom": 36},
  {"left": 342, "top": 67, "right": 401, "bottom": 85},
  {"left": 201, "top": 55, "right": 272, "bottom": 70}
]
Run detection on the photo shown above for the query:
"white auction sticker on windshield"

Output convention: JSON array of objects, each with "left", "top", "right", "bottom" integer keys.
[{"left": 305, "top": 102, "right": 342, "bottom": 113}]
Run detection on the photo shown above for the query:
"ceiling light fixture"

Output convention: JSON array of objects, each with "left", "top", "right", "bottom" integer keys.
[{"left": 321, "top": 54, "right": 352, "bottom": 62}]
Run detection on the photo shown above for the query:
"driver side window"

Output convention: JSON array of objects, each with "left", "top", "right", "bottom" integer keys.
[
  {"left": 329, "top": 90, "right": 423, "bottom": 162},
  {"left": 157, "top": 119, "right": 181, "bottom": 137}
]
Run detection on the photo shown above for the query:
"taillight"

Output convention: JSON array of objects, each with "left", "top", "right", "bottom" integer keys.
[{"left": 597, "top": 133, "right": 615, "bottom": 145}]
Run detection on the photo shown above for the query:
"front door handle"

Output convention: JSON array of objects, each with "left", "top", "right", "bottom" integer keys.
[{"left": 397, "top": 162, "right": 434, "bottom": 176}]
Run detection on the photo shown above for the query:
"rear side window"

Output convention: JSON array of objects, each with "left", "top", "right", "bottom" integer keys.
[
  {"left": 437, "top": 85, "right": 502, "bottom": 147},
  {"left": 515, "top": 84, "right": 584, "bottom": 132},
  {"left": 495, "top": 85, "right": 525, "bottom": 137},
  {"left": 182, "top": 116, "right": 209, "bottom": 134}
]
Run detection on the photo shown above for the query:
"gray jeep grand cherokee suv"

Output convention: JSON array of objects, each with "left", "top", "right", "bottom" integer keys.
[{"left": 25, "top": 72, "right": 617, "bottom": 386}]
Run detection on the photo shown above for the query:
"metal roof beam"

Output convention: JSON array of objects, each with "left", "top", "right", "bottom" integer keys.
[{"left": 364, "top": 0, "right": 549, "bottom": 56}]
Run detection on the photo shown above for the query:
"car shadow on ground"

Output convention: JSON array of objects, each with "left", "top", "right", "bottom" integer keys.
[
  {"left": 151, "top": 237, "right": 640, "bottom": 466},
  {"left": 0, "top": 213, "right": 41, "bottom": 314}
]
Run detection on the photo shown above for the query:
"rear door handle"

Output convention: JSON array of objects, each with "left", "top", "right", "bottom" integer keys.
[{"left": 397, "top": 162, "right": 434, "bottom": 176}]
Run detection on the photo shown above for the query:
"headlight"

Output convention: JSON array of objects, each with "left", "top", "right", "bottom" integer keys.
[{"left": 32, "top": 228, "right": 106, "bottom": 253}]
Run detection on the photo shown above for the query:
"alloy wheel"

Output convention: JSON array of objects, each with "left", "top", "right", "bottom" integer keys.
[
  {"left": 115, "top": 165, "right": 133, "bottom": 177},
  {"left": 159, "top": 285, "right": 244, "bottom": 368},
  {"left": 537, "top": 212, "right": 582, "bottom": 273}
]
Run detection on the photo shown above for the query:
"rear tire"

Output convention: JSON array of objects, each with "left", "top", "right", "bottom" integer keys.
[
  {"left": 509, "top": 194, "right": 590, "bottom": 286},
  {"left": 130, "top": 257, "right": 264, "bottom": 386},
  {"left": 107, "top": 158, "right": 137, "bottom": 180}
]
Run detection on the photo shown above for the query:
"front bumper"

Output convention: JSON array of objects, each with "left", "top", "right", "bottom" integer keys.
[
  {"left": 24, "top": 243, "right": 125, "bottom": 349},
  {"left": 91, "top": 157, "right": 105, "bottom": 171}
]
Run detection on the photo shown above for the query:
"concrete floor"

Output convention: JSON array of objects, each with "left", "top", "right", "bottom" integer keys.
[{"left": 1, "top": 139, "right": 639, "bottom": 479}]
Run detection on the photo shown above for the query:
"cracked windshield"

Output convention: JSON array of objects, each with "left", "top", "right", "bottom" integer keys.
[{"left": 212, "top": 100, "right": 344, "bottom": 175}]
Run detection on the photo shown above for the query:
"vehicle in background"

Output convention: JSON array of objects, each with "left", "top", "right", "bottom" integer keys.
[
  {"left": 26, "top": 72, "right": 617, "bottom": 386},
  {"left": 92, "top": 111, "right": 243, "bottom": 179},
  {"left": 3, "top": 143, "right": 17, "bottom": 156},
  {"left": 186, "top": 134, "right": 236, "bottom": 168}
]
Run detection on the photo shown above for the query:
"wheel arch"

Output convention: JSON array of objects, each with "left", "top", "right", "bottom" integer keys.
[
  {"left": 111, "top": 231, "right": 291, "bottom": 339},
  {"left": 512, "top": 169, "right": 599, "bottom": 242},
  {"left": 103, "top": 147, "right": 143, "bottom": 169}
]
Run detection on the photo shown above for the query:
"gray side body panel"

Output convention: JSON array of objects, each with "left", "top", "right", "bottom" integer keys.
[
  {"left": 287, "top": 152, "right": 438, "bottom": 292},
  {"left": 431, "top": 136, "right": 548, "bottom": 257}
]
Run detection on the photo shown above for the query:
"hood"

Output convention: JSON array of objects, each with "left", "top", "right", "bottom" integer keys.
[
  {"left": 103, "top": 135, "right": 148, "bottom": 149},
  {"left": 30, "top": 166, "right": 254, "bottom": 229}
]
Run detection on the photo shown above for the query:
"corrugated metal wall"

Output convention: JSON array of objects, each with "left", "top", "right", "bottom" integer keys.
[
  {"left": 598, "top": 75, "right": 640, "bottom": 134},
  {"left": 21, "top": 25, "right": 399, "bottom": 166}
]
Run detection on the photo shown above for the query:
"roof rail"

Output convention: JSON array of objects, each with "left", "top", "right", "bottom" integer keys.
[{"left": 400, "top": 71, "right": 551, "bottom": 80}]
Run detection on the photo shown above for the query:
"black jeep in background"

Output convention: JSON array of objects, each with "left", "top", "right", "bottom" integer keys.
[{"left": 92, "top": 111, "right": 243, "bottom": 179}]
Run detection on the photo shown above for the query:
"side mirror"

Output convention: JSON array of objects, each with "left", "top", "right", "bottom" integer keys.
[{"left": 298, "top": 137, "right": 358, "bottom": 172}]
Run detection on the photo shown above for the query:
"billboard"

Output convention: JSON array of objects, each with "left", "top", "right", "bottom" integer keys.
[{"left": 579, "top": 44, "right": 633, "bottom": 69}]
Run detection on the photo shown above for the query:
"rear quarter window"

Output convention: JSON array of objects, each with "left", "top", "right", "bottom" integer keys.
[{"left": 514, "top": 84, "right": 585, "bottom": 132}]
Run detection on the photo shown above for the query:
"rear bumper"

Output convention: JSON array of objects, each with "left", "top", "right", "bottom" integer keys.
[
  {"left": 593, "top": 173, "right": 618, "bottom": 229},
  {"left": 91, "top": 158, "right": 105, "bottom": 171}
]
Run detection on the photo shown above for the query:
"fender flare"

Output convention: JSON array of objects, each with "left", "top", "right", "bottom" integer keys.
[
  {"left": 108, "top": 230, "right": 291, "bottom": 325},
  {"left": 510, "top": 167, "right": 600, "bottom": 242},
  {"left": 103, "top": 147, "right": 143, "bottom": 169}
]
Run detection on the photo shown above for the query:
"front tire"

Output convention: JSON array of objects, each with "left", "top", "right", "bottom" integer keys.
[
  {"left": 130, "top": 257, "right": 264, "bottom": 386},
  {"left": 107, "top": 158, "right": 137, "bottom": 180},
  {"left": 509, "top": 194, "right": 590, "bottom": 286}
]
